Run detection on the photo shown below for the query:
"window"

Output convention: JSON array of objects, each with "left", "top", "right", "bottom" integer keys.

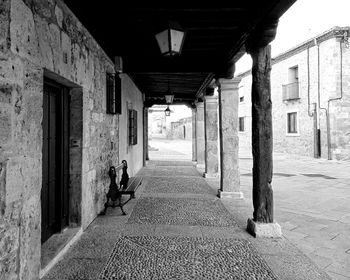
[
  {"left": 129, "top": 109, "right": 137, "bottom": 145},
  {"left": 289, "top": 66, "right": 298, "bottom": 82},
  {"left": 239, "top": 96, "right": 244, "bottom": 103},
  {"left": 287, "top": 112, "right": 298, "bottom": 134},
  {"left": 239, "top": 117, "right": 245, "bottom": 132},
  {"left": 282, "top": 66, "right": 299, "bottom": 101},
  {"left": 106, "top": 73, "right": 122, "bottom": 114}
]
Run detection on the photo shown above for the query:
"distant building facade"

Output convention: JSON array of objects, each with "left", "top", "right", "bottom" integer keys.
[
  {"left": 238, "top": 27, "right": 350, "bottom": 161},
  {"left": 148, "top": 105, "right": 192, "bottom": 140},
  {"left": 170, "top": 117, "right": 192, "bottom": 140}
]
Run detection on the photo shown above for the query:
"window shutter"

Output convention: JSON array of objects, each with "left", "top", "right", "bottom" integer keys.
[
  {"left": 129, "top": 109, "right": 138, "bottom": 145},
  {"left": 106, "top": 73, "right": 116, "bottom": 114},
  {"left": 115, "top": 75, "right": 122, "bottom": 114}
]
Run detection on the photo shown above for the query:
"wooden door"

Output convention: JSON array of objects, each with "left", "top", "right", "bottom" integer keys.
[{"left": 41, "top": 81, "right": 69, "bottom": 244}]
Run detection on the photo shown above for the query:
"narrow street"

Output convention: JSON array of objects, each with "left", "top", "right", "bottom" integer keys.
[{"left": 239, "top": 150, "right": 350, "bottom": 280}]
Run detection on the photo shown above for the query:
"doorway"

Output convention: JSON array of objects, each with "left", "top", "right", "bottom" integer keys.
[{"left": 41, "top": 80, "right": 70, "bottom": 244}]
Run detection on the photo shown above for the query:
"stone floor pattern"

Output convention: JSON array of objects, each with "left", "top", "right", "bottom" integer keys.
[
  {"left": 43, "top": 160, "right": 331, "bottom": 280},
  {"left": 99, "top": 236, "right": 277, "bottom": 280}
]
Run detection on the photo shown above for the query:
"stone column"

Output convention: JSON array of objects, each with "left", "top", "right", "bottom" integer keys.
[
  {"left": 195, "top": 101, "right": 205, "bottom": 169},
  {"left": 192, "top": 107, "right": 197, "bottom": 162},
  {"left": 246, "top": 20, "right": 281, "bottom": 238},
  {"left": 143, "top": 107, "right": 149, "bottom": 166},
  {"left": 217, "top": 78, "right": 243, "bottom": 198},
  {"left": 204, "top": 95, "right": 219, "bottom": 177}
]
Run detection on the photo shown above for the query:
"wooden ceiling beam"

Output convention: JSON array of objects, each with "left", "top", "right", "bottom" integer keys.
[{"left": 124, "top": 58, "right": 218, "bottom": 73}]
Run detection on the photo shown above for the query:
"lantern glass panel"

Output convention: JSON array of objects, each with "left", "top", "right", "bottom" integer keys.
[
  {"left": 170, "top": 29, "right": 185, "bottom": 54},
  {"left": 155, "top": 30, "right": 170, "bottom": 55}
]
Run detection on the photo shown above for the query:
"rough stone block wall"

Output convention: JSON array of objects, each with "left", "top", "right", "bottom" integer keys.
[
  {"left": 271, "top": 48, "right": 315, "bottom": 157},
  {"left": 0, "top": 0, "right": 144, "bottom": 279},
  {"left": 329, "top": 41, "right": 350, "bottom": 160},
  {"left": 238, "top": 36, "right": 350, "bottom": 160},
  {"left": 238, "top": 74, "right": 252, "bottom": 152}
]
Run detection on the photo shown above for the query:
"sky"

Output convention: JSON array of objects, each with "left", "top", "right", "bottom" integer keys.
[
  {"left": 236, "top": 0, "right": 350, "bottom": 73},
  {"left": 171, "top": 0, "right": 350, "bottom": 118}
]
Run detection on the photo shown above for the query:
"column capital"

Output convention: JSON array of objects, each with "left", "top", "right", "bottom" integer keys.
[
  {"left": 196, "top": 101, "right": 204, "bottom": 109},
  {"left": 204, "top": 94, "right": 218, "bottom": 103},
  {"left": 216, "top": 77, "right": 242, "bottom": 91}
]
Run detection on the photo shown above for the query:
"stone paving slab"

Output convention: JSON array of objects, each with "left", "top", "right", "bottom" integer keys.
[
  {"left": 127, "top": 197, "right": 237, "bottom": 227},
  {"left": 99, "top": 236, "right": 278, "bottom": 280},
  {"left": 44, "top": 257, "right": 108, "bottom": 280},
  {"left": 263, "top": 253, "right": 332, "bottom": 280},
  {"left": 143, "top": 176, "right": 215, "bottom": 195}
]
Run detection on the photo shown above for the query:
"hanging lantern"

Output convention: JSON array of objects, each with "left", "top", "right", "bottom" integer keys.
[
  {"left": 164, "top": 105, "right": 171, "bottom": 116},
  {"left": 155, "top": 21, "right": 185, "bottom": 56},
  {"left": 164, "top": 94, "right": 174, "bottom": 104}
]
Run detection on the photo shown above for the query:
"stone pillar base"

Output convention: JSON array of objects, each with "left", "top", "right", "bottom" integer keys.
[
  {"left": 247, "top": 218, "right": 282, "bottom": 238},
  {"left": 203, "top": 172, "right": 218, "bottom": 178},
  {"left": 217, "top": 190, "right": 244, "bottom": 199}
]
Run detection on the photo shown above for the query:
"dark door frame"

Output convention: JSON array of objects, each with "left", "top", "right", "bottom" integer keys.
[{"left": 41, "top": 78, "right": 70, "bottom": 243}]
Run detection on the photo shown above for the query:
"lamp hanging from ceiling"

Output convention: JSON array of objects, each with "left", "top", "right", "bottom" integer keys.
[
  {"left": 164, "top": 105, "right": 171, "bottom": 116},
  {"left": 164, "top": 76, "right": 174, "bottom": 117},
  {"left": 155, "top": 21, "right": 185, "bottom": 56},
  {"left": 164, "top": 94, "right": 174, "bottom": 104}
]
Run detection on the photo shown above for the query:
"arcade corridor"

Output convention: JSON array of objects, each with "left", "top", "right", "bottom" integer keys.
[{"left": 41, "top": 158, "right": 331, "bottom": 280}]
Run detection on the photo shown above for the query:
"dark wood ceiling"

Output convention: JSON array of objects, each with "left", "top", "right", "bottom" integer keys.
[{"left": 63, "top": 3, "right": 296, "bottom": 106}]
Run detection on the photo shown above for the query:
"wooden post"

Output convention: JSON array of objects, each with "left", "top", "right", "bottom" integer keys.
[
  {"left": 246, "top": 20, "right": 281, "bottom": 237},
  {"left": 250, "top": 45, "right": 274, "bottom": 223}
]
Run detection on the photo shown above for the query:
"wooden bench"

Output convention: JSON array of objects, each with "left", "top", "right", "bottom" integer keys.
[{"left": 100, "top": 160, "right": 142, "bottom": 215}]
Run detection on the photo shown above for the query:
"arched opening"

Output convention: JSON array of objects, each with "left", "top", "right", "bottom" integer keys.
[{"left": 148, "top": 105, "right": 193, "bottom": 161}]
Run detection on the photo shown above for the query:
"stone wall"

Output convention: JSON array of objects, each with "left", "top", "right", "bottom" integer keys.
[
  {"left": 118, "top": 74, "right": 144, "bottom": 177},
  {"left": 169, "top": 117, "right": 192, "bottom": 140},
  {"left": 238, "top": 75, "right": 252, "bottom": 153},
  {"left": 0, "top": 0, "right": 143, "bottom": 279},
  {"left": 329, "top": 39, "right": 350, "bottom": 160},
  {"left": 238, "top": 31, "right": 350, "bottom": 160}
]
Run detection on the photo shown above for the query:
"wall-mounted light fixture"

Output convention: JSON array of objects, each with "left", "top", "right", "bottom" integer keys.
[
  {"left": 164, "top": 77, "right": 174, "bottom": 117},
  {"left": 164, "top": 105, "right": 171, "bottom": 116},
  {"left": 155, "top": 21, "right": 185, "bottom": 56}
]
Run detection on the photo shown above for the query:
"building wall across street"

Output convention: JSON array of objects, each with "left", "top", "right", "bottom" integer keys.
[
  {"left": 0, "top": 0, "right": 144, "bottom": 279},
  {"left": 170, "top": 117, "right": 192, "bottom": 140},
  {"left": 238, "top": 27, "right": 350, "bottom": 160}
]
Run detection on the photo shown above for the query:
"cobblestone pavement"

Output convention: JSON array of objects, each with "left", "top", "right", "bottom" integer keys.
[
  {"left": 42, "top": 142, "right": 333, "bottom": 280},
  {"left": 100, "top": 236, "right": 277, "bottom": 280},
  {"left": 128, "top": 197, "right": 237, "bottom": 227},
  {"left": 144, "top": 176, "right": 215, "bottom": 195},
  {"left": 151, "top": 138, "right": 350, "bottom": 279}
]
